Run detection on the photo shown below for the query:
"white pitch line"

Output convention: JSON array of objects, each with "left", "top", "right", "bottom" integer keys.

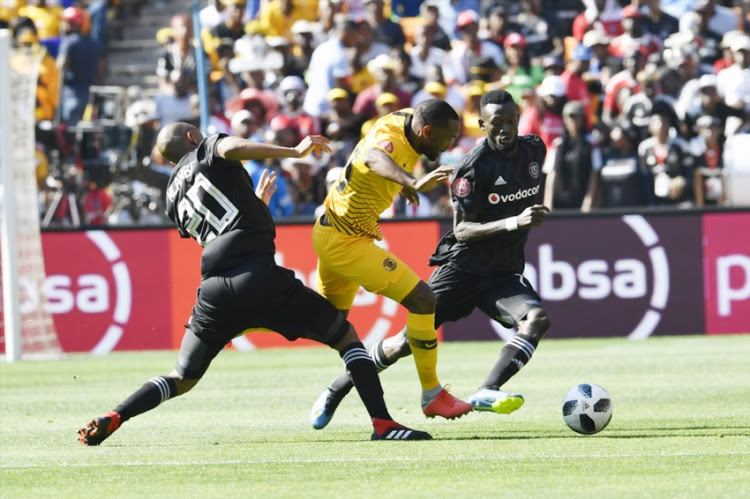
[{"left": 2, "top": 450, "right": 749, "bottom": 469}]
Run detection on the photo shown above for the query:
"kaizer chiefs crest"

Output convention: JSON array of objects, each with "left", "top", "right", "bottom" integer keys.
[
  {"left": 378, "top": 140, "right": 394, "bottom": 153},
  {"left": 529, "top": 162, "right": 540, "bottom": 178},
  {"left": 383, "top": 257, "right": 397, "bottom": 271}
]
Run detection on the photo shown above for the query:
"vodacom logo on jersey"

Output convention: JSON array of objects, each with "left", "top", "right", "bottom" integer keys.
[
  {"left": 39, "top": 231, "right": 133, "bottom": 353},
  {"left": 500, "top": 185, "right": 540, "bottom": 203}
]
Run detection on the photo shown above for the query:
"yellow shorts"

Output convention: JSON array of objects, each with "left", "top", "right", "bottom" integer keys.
[{"left": 313, "top": 218, "right": 421, "bottom": 310}]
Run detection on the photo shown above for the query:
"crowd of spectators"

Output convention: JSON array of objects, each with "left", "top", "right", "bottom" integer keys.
[
  {"left": 3, "top": 0, "right": 154, "bottom": 225},
  {"left": 3, "top": 0, "right": 750, "bottom": 226}
]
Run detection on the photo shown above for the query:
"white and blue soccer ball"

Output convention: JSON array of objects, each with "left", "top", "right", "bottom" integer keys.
[{"left": 562, "top": 383, "right": 613, "bottom": 435}]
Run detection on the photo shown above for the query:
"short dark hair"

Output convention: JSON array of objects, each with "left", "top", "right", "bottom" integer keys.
[
  {"left": 10, "top": 15, "right": 36, "bottom": 36},
  {"left": 414, "top": 98, "right": 459, "bottom": 127},
  {"left": 156, "top": 122, "right": 196, "bottom": 164},
  {"left": 651, "top": 100, "right": 677, "bottom": 127},
  {"left": 480, "top": 89, "right": 516, "bottom": 109}
]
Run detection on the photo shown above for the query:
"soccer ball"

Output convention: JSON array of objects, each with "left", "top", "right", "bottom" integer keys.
[{"left": 562, "top": 383, "right": 613, "bottom": 435}]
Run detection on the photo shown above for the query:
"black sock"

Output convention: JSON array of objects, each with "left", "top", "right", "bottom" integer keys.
[
  {"left": 114, "top": 376, "right": 177, "bottom": 423},
  {"left": 481, "top": 334, "right": 538, "bottom": 389},
  {"left": 340, "top": 342, "right": 391, "bottom": 421},
  {"left": 330, "top": 339, "right": 394, "bottom": 395}
]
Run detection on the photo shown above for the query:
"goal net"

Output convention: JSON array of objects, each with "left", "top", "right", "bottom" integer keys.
[{"left": 0, "top": 30, "right": 62, "bottom": 361}]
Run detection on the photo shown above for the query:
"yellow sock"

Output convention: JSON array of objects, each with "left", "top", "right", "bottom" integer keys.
[{"left": 406, "top": 312, "right": 440, "bottom": 391}]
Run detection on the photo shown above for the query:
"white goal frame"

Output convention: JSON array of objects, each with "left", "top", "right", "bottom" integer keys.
[
  {"left": 0, "top": 30, "right": 62, "bottom": 361},
  {"left": 0, "top": 30, "right": 21, "bottom": 361}
]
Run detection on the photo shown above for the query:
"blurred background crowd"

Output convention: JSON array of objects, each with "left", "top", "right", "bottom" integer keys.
[{"left": 2, "top": 0, "right": 750, "bottom": 227}]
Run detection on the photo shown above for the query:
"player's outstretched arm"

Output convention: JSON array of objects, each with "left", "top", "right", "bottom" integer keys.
[
  {"left": 217, "top": 135, "right": 332, "bottom": 161},
  {"left": 364, "top": 148, "right": 421, "bottom": 204},
  {"left": 454, "top": 205, "right": 550, "bottom": 243},
  {"left": 414, "top": 165, "right": 454, "bottom": 193},
  {"left": 364, "top": 148, "right": 453, "bottom": 205}
]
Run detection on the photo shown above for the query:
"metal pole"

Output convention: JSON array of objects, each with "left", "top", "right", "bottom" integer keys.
[{"left": 192, "top": 2, "right": 209, "bottom": 136}]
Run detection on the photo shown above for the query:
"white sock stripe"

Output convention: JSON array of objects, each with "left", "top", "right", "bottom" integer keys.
[
  {"left": 148, "top": 378, "right": 165, "bottom": 402},
  {"left": 148, "top": 377, "right": 169, "bottom": 404},
  {"left": 342, "top": 348, "right": 372, "bottom": 365},
  {"left": 508, "top": 337, "right": 535, "bottom": 359},
  {"left": 370, "top": 348, "right": 389, "bottom": 371},
  {"left": 342, "top": 347, "right": 367, "bottom": 361},
  {"left": 511, "top": 339, "right": 534, "bottom": 359}
]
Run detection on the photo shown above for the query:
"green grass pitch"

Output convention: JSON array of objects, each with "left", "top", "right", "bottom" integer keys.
[{"left": 2, "top": 335, "right": 749, "bottom": 498}]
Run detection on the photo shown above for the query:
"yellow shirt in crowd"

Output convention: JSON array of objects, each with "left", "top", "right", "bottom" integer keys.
[{"left": 17, "top": 4, "right": 63, "bottom": 39}]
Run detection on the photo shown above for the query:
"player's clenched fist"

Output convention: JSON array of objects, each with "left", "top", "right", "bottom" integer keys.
[{"left": 518, "top": 204, "right": 550, "bottom": 229}]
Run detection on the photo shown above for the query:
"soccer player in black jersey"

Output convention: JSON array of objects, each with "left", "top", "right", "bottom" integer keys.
[
  {"left": 310, "top": 90, "right": 552, "bottom": 428},
  {"left": 78, "top": 122, "right": 432, "bottom": 445}
]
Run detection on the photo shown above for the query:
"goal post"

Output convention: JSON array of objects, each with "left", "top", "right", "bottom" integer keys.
[
  {"left": 0, "top": 30, "right": 21, "bottom": 360},
  {"left": 0, "top": 30, "right": 63, "bottom": 361}
]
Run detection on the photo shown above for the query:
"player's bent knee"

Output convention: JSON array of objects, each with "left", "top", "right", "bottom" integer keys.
[
  {"left": 176, "top": 377, "right": 200, "bottom": 395},
  {"left": 167, "top": 370, "right": 201, "bottom": 396},
  {"left": 401, "top": 281, "right": 436, "bottom": 314},
  {"left": 331, "top": 323, "right": 360, "bottom": 352},
  {"left": 526, "top": 308, "right": 552, "bottom": 335}
]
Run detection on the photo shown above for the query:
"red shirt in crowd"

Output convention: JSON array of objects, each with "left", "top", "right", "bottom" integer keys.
[{"left": 519, "top": 106, "right": 564, "bottom": 151}]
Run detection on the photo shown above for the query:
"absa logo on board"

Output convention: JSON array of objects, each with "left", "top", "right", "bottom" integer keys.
[
  {"left": 490, "top": 215, "right": 676, "bottom": 340},
  {"left": 41, "top": 231, "right": 132, "bottom": 353}
]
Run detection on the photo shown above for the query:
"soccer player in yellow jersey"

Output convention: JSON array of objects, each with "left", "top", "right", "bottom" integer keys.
[{"left": 311, "top": 99, "right": 474, "bottom": 422}]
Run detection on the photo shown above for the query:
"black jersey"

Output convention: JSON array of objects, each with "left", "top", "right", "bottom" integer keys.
[
  {"left": 165, "top": 134, "right": 276, "bottom": 275},
  {"left": 430, "top": 135, "right": 547, "bottom": 275}
]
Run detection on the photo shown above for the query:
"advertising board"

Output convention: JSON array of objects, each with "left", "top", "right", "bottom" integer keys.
[{"left": 2, "top": 212, "right": 747, "bottom": 353}]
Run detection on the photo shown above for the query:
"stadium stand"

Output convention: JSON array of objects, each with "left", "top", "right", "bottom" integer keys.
[{"left": 3, "top": 0, "right": 749, "bottom": 226}]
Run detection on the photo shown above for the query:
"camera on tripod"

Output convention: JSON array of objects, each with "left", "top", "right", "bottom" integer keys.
[{"left": 42, "top": 86, "right": 138, "bottom": 227}]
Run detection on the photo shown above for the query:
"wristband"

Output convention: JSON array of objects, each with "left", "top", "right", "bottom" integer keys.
[{"left": 505, "top": 216, "right": 518, "bottom": 231}]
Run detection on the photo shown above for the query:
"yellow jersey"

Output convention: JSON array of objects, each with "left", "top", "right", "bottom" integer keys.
[
  {"left": 258, "top": 0, "right": 313, "bottom": 39},
  {"left": 0, "top": 0, "right": 24, "bottom": 23},
  {"left": 10, "top": 46, "right": 59, "bottom": 122},
  {"left": 325, "top": 110, "right": 420, "bottom": 240},
  {"left": 17, "top": 5, "right": 63, "bottom": 39}
]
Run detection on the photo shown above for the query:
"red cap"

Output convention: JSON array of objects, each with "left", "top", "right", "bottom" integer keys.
[
  {"left": 456, "top": 10, "right": 479, "bottom": 29},
  {"left": 270, "top": 114, "right": 294, "bottom": 131},
  {"left": 504, "top": 32, "right": 527, "bottom": 48},
  {"left": 62, "top": 6, "right": 86, "bottom": 26},
  {"left": 621, "top": 5, "right": 643, "bottom": 18},
  {"left": 225, "top": 89, "right": 280, "bottom": 116}
]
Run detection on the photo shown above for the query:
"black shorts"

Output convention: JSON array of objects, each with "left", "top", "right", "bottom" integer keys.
[
  {"left": 428, "top": 264, "right": 543, "bottom": 329},
  {"left": 175, "top": 259, "right": 349, "bottom": 379}
]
